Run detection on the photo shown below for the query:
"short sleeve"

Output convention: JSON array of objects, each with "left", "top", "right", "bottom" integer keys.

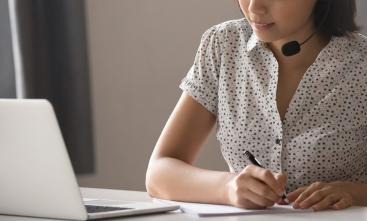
[{"left": 179, "top": 26, "right": 221, "bottom": 116}]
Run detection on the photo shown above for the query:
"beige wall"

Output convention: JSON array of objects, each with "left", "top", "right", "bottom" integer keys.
[
  {"left": 78, "top": 0, "right": 367, "bottom": 191},
  {"left": 77, "top": 0, "right": 241, "bottom": 191},
  {"left": 356, "top": 0, "right": 367, "bottom": 35}
]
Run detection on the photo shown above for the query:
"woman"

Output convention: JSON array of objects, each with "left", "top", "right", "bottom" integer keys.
[{"left": 146, "top": 0, "right": 367, "bottom": 211}]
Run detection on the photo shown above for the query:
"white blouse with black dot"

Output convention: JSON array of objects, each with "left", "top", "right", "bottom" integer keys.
[{"left": 179, "top": 18, "right": 367, "bottom": 192}]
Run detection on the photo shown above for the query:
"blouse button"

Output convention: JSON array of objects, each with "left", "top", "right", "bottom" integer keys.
[{"left": 275, "top": 138, "right": 281, "bottom": 145}]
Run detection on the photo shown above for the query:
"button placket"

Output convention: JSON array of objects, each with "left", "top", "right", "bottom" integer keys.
[{"left": 266, "top": 53, "right": 285, "bottom": 173}]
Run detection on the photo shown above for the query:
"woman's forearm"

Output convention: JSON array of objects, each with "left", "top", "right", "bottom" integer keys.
[{"left": 145, "top": 157, "right": 235, "bottom": 205}]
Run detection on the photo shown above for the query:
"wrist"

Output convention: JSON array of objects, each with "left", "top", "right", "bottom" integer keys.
[
  {"left": 339, "top": 181, "right": 367, "bottom": 206},
  {"left": 220, "top": 172, "right": 237, "bottom": 205}
]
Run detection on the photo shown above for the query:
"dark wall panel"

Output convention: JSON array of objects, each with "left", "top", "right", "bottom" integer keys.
[
  {"left": 15, "top": 0, "right": 95, "bottom": 174},
  {"left": 0, "top": 0, "right": 16, "bottom": 98}
]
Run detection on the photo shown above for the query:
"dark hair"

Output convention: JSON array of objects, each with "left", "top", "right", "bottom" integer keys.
[{"left": 314, "top": 0, "right": 360, "bottom": 36}]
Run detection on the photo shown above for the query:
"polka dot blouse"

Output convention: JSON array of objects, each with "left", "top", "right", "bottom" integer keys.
[{"left": 179, "top": 18, "right": 367, "bottom": 192}]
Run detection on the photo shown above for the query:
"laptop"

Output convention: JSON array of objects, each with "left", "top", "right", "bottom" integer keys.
[{"left": 0, "top": 99, "right": 179, "bottom": 220}]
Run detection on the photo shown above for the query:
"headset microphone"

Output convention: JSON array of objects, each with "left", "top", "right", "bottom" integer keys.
[
  {"left": 281, "top": 32, "right": 317, "bottom": 56},
  {"left": 281, "top": 0, "right": 331, "bottom": 57}
]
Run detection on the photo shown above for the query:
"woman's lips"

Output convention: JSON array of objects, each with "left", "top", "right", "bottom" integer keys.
[{"left": 251, "top": 22, "right": 275, "bottom": 31}]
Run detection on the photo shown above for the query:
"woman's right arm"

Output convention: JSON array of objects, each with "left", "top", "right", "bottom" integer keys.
[
  {"left": 145, "top": 92, "right": 286, "bottom": 208},
  {"left": 145, "top": 92, "right": 233, "bottom": 204}
]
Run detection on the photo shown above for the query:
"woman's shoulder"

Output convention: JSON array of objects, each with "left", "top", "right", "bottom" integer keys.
[
  {"left": 338, "top": 33, "right": 367, "bottom": 58},
  {"left": 349, "top": 34, "right": 367, "bottom": 71},
  {"left": 202, "top": 18, "right": 253, "bottom": 42},
  {"left": 335, "top": 33, "right": 367, "bottom": 80},
  {"left": 330, "top": 33, "right": 367, "bottom": 68},
  {"left": 348, "top": 33, "right": 367, "bottom": 53}
]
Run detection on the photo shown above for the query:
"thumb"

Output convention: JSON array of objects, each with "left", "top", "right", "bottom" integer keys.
[
  {"left": 274, "top": 173, "right": 288, "bottom": 205},
  {"left": 274, "top": 172, "right": 287, "bottom": 191}
]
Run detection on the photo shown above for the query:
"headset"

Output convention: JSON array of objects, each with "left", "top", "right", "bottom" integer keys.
[{"left": 281, "top": 0, "right": 332, "bottom": 56}]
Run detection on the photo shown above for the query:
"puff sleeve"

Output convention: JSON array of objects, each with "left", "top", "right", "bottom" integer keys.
[{"left": 179, "top": 25, "right": 222, "bottom": 116}]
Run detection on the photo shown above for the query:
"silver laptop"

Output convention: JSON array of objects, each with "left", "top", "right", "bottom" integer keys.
[{"left": 0, "top": 99, "right": 179, "bottom": 220}]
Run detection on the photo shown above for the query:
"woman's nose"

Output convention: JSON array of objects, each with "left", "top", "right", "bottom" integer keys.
[{"left": 248, "top": 0, "right": 267, "bottom": 15}]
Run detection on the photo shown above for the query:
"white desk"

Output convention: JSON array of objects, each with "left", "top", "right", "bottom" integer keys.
[{"left": 1, "top": 187, "right": 366, "bottom": 221}]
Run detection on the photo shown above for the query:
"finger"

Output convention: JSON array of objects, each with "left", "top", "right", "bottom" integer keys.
[
  {"left": 293, "top": 182, "right": 325, "bottom": 208},
  {"left": 276, "top": 198, "right": 289, "bottom": 205},
  {"left": 287, "top": 187, "right": 307, "bottom": 203},
  {"left": 274, "top": 173, "right": 288, "bottom": 201},
  {"left": 241, "top": 189, "right": 275, "bottom": 208},
  {"left": 311, "top": 194, "right": 340, "bottom": 211},
  {"left": 332, "top": 198, "right": 352, "bottom": 210},
  {"left": 246, "top": 177, "right": 281, "bottom": 202},
  {"left": 246, "top": 166, "right": 284, "bottom": 197},
  {"left": 275, "top": 173, "right": 287, "bottom": 189},
  {"left": 236, "top": 198, "right": 267, "bottom": 210},
  {"left": 298, "top": 188, "right": 332, "bottom": 209}
]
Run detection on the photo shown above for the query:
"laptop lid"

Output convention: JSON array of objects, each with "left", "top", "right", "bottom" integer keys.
[{"left": 0, "top": 99, "right": 88, "bottom": 220}]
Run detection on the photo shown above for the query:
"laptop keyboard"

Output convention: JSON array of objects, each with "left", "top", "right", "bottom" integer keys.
[{"left": 85, "top": 205, "right": 132, "bottom": 213}]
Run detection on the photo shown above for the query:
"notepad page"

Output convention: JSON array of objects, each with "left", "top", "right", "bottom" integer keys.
[{"left": 153, "top": 198, "right": 311, "bottom": 217}]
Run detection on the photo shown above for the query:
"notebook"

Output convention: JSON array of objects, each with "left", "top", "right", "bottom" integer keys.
[{"left": 153, "top": 198, "right": 311, "bottom": 217}]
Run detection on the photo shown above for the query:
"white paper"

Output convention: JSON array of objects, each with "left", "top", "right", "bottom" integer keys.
[{"left": 153, "top": 198, "right": 311, "bottom": 217}]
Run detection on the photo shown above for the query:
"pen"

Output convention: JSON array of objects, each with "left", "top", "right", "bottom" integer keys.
[{"left": 244, "top": 150, "right": 288, "bottom": 202}]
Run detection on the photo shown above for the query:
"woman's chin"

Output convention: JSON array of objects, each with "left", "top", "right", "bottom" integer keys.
[{"left": 253, "top": 32, "right": 276, "bottom": 43}]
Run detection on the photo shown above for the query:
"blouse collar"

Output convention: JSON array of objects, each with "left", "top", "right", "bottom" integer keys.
[{"left": 245, "top": 31, "right": 351, "bottom": 62}]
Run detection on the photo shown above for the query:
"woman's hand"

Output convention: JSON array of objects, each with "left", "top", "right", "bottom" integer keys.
[
  {"left": 288, "top": 181, "right": 355, "bottom": 211},
  {"left": 224, "top": 165, "right": 287, "bottom": 209}
]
